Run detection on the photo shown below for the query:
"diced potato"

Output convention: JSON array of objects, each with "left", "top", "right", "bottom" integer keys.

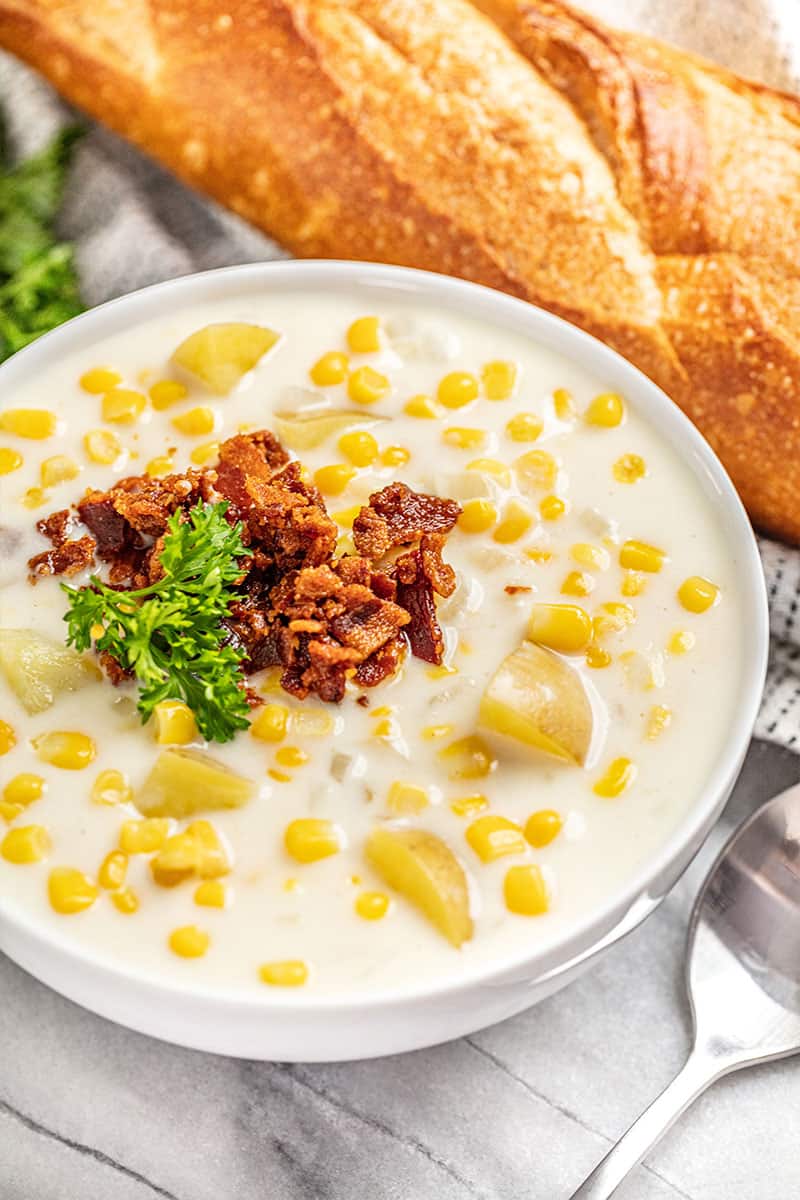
[
  {"left": 479, "top": 641, "right": 592, "bottom": 765},
  {"left": 136, "top": 748, "right": 255, "bottom": 818},
  {"left": 365, "top": 826, "right": 473, "bottom": 947},
  {"left": 171, "top": 323, "right": 280, "bottom": 394},
  {"left": 0, "top": 628, "right": 96, "bottom": 715},
  {"left": 273, "top": 409, "right": 387, "bottom": 450}
]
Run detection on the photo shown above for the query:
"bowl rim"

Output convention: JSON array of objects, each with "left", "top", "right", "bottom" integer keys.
[{"left": 0, "top": 259, "right": 769, "bottom": 1013}]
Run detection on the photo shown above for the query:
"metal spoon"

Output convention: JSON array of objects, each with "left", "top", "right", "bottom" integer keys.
[{"left": 570, "top": 780, "right": 800, "bottom": 1199}]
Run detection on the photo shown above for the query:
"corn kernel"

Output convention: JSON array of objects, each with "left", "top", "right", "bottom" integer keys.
[
  {"left": 347, "top": 316, "right": 381, "bottom": 353},
  {"left": 169, "top": 925, "right": 210, "bottom": 958},
  {"left": 153, "top": 700, "right": 198, "bottom": 745},
  {"left": 571, "top": 543, "right": 610, "bottom": 571},
  {"left": 150, "top": 821, "right": 229, "bottom": 886},
  {"left": 443, "top": 427, "right": 486, "bottom": 451},
  {"left": 493, "top": 499, "right": 533, "bottom": 544},
  {"left": 314, "top": 463, "right": 356, "bottom": 495},
  {"left": 91, "top": 769, "right": 132, "bottom": 806},
  {"left": 355, "top": 890, "right": 390, "bottom": 920},
  {"left": 404, "top": 394, "right": 438, "bottom": 419},
  {"left": 527, "top": 603, "right": 592, "bottom": 654},
  {"left": 372, "top": 717, "right": 399, "bottom": 740},
  {"left": 119, "top": 818, "right": 170, "bottom": 855},
  {"left": 421, "top": 723, "right": 454, "bottom": 740},
  {"left": 0, "top": 408, "right": 57, "bottom": 439},
  {"left": 585, "top": 644, "right": 612, "bottom": 669},
  {"left": 331, "top": 505, "right": 361, "bottom": 529},
  {"left": 553, "top": 388, "right": 575, "bottom": 421},
  {"left": 21, "top": 486, "right": 48, "bottom": 509},
  {"left": 613, "top": 453, "right": 647, "bottom": 484},
  {"left": 678, "top": 576, "right": 720, "bottom": 614},
  {"left": 516, "top": 449, "right": 558, "bottom": 492},
  {"left": 482, "top": 360, "right": 518, "bottom": 401},
  {"left": 437, "top": 370, "right": 479, "bottom": 409},
  {"left": 585, "top": 392, "right": 625, "bottom": 427},
  {"left": 348, "top": 365, "right": 390, "bottom": 405},
  {"left": 593, "top": 602, "right": 636, "bottom": 641},
  {"left": 504, "top": 864, "right": 549, "bottom": 915},
  {"left": 561, "top": 570, "right": 595, "bottom": 597},
  {"left": 284, "top": 818, "right": 342, "bottom": 863},
  {"left": 310, "top": 351, "right": 350, "bottom": 386},
  {"left": 32, "top": 731, "right": 95, "bottom": 770},
  {"left": 250, "top": 702, "right": 289, "bottom": 743},
  {"left": 439, "top": 734, "right": 497, "bottom": 780},
  {"left": 466, "top": 814, "right": 526, "bottom": 862},
  {"left": 290, "top": 709, "right": 335, "bottom": 737},
  {"left": 149, "top": 379, "right": 188, "bottom": 410},
  {"left": 525, "top": 546, "right": 554, "bottom": 564},
  {"left": 83, "top": 429, "right": 122, "bottom": 465},
  {"left": 505, "top": 412, "right": 543, "bottom": 443},
  {"left": 275, "top": 745, "right": 309, "bottom": 769},
  {"left": 48, "top": 867, "right": 98, "bottom": 914},
  {"left": 3, "top": 774, "right": 45, "bottom": 816},
  {"left": 171, "top": 406, "right": 215, "bottom": 436},
  {"left": 524, "top": 809, "right": 563, "bottom": 848},
  {"left": 80, "top": 367, "right": 122, "bottom": 394},
  {"left": 668, "top": 630, "right": 696, "bottom": 655},
  {"left": 621, "top": 570, "right": 646, "bottom": 597},
  {"left": 111, "top": 887, "right": 139, "bottom": 914},
  {"left": 646, "top": 705, "right": 673, "bottom": 740},
  {"left": 0, "top": 719, "right": 16, "bottom": 756},
  {"left": 466, "top": 458, "right": 511, "bottom": 488},
  {"left": 620, "top": 649, "right": 665, "bottom": 691},
  {"left": 537, "top": 495, "right": 564, "bottom": 522},
  {"left": 194, "top": 880, "right": 228, "bottom": 908},
  {"left": 145, "top": 455, "right": 174, "bottom": 478},
  {"left": 259, "top": 960, "right": 309, "bottom": 987},
  {"left": 338, "top": 429, "right": 379, "bottom": 466},
  {"left": 268, "top": 769, "right": 291, "bottom": 783},
  {"left": 1, "top": 824, "right": 51, "bottom": 864},
  {"left": 593, "top": 757, "right": 637, "bottom": 798},
  {"left": 619, "top": 540, "right": 666, "bottom": 573},
  {"left": 387, "top": 781, "right": 429, "bottom": 814},
  {"left": 102, "top": 388, "right": 147, "bottom": 424},
  {"left": 370, "top": 705, "right": 394, "bottom": 719},
  {"left": 190, "top": 440, "right": 220, "bottom": 465},
  {"left": 98, "top": 850, "right": 128, "bottom": 890},
  {"left": 381, "top": 445, "right": 410, "bottom": 467},
  {"left": 450, "top": 793, "right": 489, "bottom": 817},
  {"left": 0, "top": 447, "right": 23, "bottom": 474},
  {"left": 458, "top": 498, "right": 497, "bottom": 534}
]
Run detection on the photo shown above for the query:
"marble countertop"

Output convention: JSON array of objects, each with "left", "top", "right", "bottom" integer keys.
[{"left": 1, "top": 738, "right": 798, "bottom": 1200}]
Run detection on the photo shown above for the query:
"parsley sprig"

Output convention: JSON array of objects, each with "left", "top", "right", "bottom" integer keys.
[
  {"left": 0, "top": 121, "right": 84, "bottom": 361},
  {"left": 62, "top": 502, "right": 252, "bottom": 743}
]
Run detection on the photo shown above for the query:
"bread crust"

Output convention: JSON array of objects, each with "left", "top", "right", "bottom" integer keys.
[{"left": 2, "top": 0, "right": 799, "bottom": 539}]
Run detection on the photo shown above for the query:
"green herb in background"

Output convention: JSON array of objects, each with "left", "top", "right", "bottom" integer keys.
[
  {"left": 62, "top": 502, "right": 252, "bottom": 743},
  {"left": 0, "top": 116, "right": 84, "bottom": 361}
]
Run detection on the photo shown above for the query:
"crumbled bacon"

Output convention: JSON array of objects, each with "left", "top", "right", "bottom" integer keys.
[
  {"left": 353, "top": 482, "right": 460, "bottom": 559},
  {"left": 27, "top": 431, "right": 460, "bottom": 703}
]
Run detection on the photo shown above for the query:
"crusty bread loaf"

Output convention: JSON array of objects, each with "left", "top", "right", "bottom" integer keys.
[{"left": 1, "top": 0, "right": 799, "bottom": 540}]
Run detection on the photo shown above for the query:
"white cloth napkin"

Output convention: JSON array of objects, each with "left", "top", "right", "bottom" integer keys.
[{"left": 2, "top": 0, "right": 799, "bottom": 751}]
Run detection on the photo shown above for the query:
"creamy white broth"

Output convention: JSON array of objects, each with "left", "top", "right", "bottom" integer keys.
[{"left": 0, "top": 290, "right": 743, "bottom": 996}]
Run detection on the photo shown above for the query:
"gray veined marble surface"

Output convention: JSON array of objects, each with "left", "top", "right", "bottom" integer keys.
[{"left": 1, "top": 739, "right": 799, "bottom": 1200}]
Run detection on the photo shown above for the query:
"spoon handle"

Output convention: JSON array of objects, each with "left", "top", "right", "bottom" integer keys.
[{"left": 569, "top": 1050, "right": 717, "bottom": 1198}]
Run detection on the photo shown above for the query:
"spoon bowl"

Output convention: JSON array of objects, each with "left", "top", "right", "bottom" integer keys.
[{"left": 571, "top": 780, "right": 800, "bottom": 1198}]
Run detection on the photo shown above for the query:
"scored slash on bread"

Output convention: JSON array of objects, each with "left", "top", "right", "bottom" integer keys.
[{"left": 1, "top": 0, "right": 798, "bottom": 539}]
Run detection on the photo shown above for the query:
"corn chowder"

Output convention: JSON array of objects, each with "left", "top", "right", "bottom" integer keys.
[{"left": 0, "top": 291, "right": 741, "bottom": 995}]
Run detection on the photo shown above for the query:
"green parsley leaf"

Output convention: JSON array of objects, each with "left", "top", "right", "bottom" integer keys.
[
  {"left": 62, "top": 502, "right": 253, "bottom": 743},
  {"left": 0, "top": 124, "right": 84, "bottom": 362}
]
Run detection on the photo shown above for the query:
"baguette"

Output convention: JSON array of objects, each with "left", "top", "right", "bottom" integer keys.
[{"left": 1, "top": 0, "right": 799, "bottom": 540}]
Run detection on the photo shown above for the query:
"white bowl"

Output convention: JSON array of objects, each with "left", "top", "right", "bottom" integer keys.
[{"left": 0, "top": 261, "right": 768, "bottom": 1061}]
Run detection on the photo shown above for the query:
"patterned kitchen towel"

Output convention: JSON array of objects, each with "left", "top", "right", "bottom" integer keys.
[{"left": 2, "top": 0, "right": 800, "bottom": 751}]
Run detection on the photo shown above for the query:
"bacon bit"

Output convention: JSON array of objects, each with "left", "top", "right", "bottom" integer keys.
[
  {"left": 28, "top": 431, "right": 459, "bottom": 703},
  {"left": 353, "top": 482, "right": 461, "bottom": 559},
  {"left": 356, "top": 694, "right": 370, "bottom": 708},
  {"left": 505, "top": 585, "right": 532, "bottom": 595},
  {"left": 37, "top": 508, "right": 72, "bottom": 546}
]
